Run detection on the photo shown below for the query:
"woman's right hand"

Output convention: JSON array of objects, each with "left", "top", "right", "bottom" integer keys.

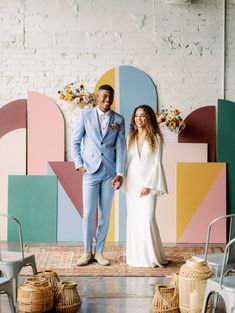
[{"left": 139, "top": 187, "right": 150, "bottom": 197}]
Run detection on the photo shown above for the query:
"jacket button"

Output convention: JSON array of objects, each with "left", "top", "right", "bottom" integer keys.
[{"left": 101, "top": 153, "right": 104, "bottom": 156}]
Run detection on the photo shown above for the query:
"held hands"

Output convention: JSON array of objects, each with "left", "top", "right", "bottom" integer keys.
[
  {"left": 77, "top": 166, "right": 86, "bottom": 175},
  {"left": 112, "top": 175, "right": 123, "bottom": 190},
  {"left": 139, "top": 187, "right": 150, "bottom": 197}
]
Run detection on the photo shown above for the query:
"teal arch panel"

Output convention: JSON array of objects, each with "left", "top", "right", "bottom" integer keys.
[
  {"left": 217, "top": 99, "right": 235, "bottom": 215},
  {"left": 48, "top": 165, "right": 83, "bottom": 242},
  {"left": 119, "top": 65, "right": 158, "bottom": 242},
  {"left": 8, "top": 175, "right": 57, "bottom": 242}
]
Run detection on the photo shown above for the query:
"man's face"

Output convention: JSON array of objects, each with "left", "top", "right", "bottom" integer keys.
[{"left": 97, "top": 89, "right": 114, "bottom": 112}]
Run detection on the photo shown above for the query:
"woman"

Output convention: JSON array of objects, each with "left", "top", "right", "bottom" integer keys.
[{"left": 125, "top": 104, "right": 168, "bottom": 267}]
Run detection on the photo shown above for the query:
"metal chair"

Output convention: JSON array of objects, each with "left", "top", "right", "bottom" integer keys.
[
  {"left": 202, "top": 237, "right": 235, "bottom": 313},
  {"left": 192, "top": 214, "right": 235, "bottom": 277},
  {"left": 0, "top": 213, "right": 37, "bottom": 305},
  {"left": 0, "top": 277, "right": 16, "bottom": 313}
]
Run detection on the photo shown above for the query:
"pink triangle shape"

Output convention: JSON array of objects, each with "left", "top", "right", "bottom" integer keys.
[{"left": 49, "top": 161, "right": 83, "bottom": 217}]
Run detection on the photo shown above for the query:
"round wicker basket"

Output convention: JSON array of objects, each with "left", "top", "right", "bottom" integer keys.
[
  {"left": 151, "top": 284, "right": 179, "bottom": 313},
  {"left": 17, "top": 277, "right": 53, "bottom": 313},
  {"left": 37, "top": 270, "right": 60, "bottom": 294},
  {"left": 55, "top": 280, "right": 81, "bottom": 313},
  {"left": 178, "top": 258, "right": 212, "bottom": 313}
]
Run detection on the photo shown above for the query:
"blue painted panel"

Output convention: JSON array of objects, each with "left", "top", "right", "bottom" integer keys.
[
  {"left": 119, "top": 65, "right": 158, "bottom": 242},
  {"left": 119, "top": 65, "right": 158, "bottom": 135},
  {"left": 48, "top": 165, "right": 83, "bottom": 242}
]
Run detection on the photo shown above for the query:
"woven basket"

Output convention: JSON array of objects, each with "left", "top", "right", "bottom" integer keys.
[
  {"left": 151, "top": 284, "right": 179, "bottom": 313},
  {"left": 178, "top": 258, "right": 212, "bottom": 313},
  {"left": 37, "top": 270, "right": 60, "bottom": 294},
  {"left": 55, "top": 280, "right": 81, "bottom": 313},
  {"left": 17, "top": 277, "right": 53, "bottom": 313}
]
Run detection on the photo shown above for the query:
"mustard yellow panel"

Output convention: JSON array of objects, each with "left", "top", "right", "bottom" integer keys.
[{"left": 177, "top": 162, "right": 225, "bottom": 240}]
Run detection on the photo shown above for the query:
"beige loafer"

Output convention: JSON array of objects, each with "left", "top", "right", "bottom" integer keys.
[
  {"left": 77, "top": 252, "right": 93, "bottom": 266},
  {"left": 93, "top": 252, "right": 110, "bottom": 266}
]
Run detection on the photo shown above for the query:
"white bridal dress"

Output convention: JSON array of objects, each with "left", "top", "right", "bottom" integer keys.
[{"left": 125, "top": 137, "right": 168, "bottom": 267}]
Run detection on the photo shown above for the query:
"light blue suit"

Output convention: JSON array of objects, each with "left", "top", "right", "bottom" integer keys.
[{"left": 71, "top": 108, "right": 125, "bottom": 252}]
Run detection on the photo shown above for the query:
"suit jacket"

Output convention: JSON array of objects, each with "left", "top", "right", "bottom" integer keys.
[{"left": 71, "top": 108, "right": 125, "bottom": 176}]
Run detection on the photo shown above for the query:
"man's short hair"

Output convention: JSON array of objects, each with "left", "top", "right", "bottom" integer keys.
[{"left": 98, "top": 84, "right": 114, "bottom": 93}]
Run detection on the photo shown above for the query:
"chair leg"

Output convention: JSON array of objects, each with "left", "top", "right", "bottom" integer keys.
[
  {"left": 11, "top": 276, "right": 17, "bottom": 306},
  {"left": 202, "top": 290, "right": 213, "bottom": 313},
  {"left": 6, "top": 293, "right": 16, "bottom": 313},
  {"left": 211, "top": 292, "right": 220, "bottom": 313}
]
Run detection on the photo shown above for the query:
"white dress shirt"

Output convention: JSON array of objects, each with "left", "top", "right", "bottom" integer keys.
[{"left": 96, "top": 107, "right": 111, "bottom": 137}]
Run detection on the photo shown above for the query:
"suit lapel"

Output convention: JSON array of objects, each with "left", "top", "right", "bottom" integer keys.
[{"left": 93, "top": 108, "right": 103, "bottom": 139}]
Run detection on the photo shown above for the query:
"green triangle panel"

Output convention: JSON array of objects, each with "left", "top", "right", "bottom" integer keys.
[
  {"left": 217, "top": 99, "right": 235, "bottom": 214},
  {"left": 8, "top": 175, "right": 57, "bottom": 242}
]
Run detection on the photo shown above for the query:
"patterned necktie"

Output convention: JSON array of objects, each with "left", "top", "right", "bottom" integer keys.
[{"left": 100, "top": 113, "right": 109, "bottom": 136}]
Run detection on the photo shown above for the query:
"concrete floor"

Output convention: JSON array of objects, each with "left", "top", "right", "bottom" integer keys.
[{"left": 0, "top": 276, "right": 225, "bottom": 313}]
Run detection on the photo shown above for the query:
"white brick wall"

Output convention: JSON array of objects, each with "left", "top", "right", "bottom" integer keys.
[{"left": 0, "top": 0, "right": 234, "bottom": 158}]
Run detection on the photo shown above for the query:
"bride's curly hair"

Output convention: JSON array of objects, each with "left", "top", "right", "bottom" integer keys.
[{"left": 128, "top": 104, "right": 164, "bottom": 152}]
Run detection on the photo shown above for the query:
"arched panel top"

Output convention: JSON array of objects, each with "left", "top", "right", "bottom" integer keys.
[
  {"left": 0, "top": 99, "right": 27, "bottom": 139},
  {"left": 178, "top": 105, "right": 216, "bottom": 162},
  {"left": 27, "top": 91, "right": 65, "bottom": 175},
  {"left": 94, "top": 65, "right": 158, "bottom": 135}
]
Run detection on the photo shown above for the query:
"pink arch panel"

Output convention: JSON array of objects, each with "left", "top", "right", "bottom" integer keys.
[
  {"left": 27, "top": 91, "right": 65, "bottom": 174},
  {"left": 0, "top": 99, "right": 26, "bottom": 139},
  {"left": 178, "top": 106, "right": 216, "bottom": 162}
]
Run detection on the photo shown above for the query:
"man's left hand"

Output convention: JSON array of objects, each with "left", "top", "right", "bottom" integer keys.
[{"left": 112, "top": 175, "right": 123, "bottom": 190}]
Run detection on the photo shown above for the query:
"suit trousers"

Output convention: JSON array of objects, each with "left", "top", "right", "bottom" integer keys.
[{"left": 82, "top": 163, "right": 114, "bottom": 252}]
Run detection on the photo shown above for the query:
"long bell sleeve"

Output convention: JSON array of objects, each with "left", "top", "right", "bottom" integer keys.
[{"left": 143, "top": 140, "right": 168, "bottom": 196}]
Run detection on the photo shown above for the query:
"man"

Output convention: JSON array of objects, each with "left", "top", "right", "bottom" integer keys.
[{"left": 71, "top": 84, "right": 125, "bottom": 266}]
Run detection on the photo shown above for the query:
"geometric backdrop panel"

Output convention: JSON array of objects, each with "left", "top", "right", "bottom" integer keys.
[
  {"left": 178, "top": 106, "right": 216, "bottom": 162},
  {"left": 157, "top": 143, "right": 208, "bottom": 243},
  {"left": 177, "top": 162, "right": 226, "bottom": 243},
  {"left": 8, "top": 175, "right": 57, "bottom": 242},
  {"left": 95, "top": 65, "right": 158, "bottom": 242},
  {"left": 0, "top": 99, "right": 26, "bottom": 139},
  {"left": 48, "top": 163, "right": 83, "bottom": 242},
  {"left": 94, "top": 68, "right": 116, "bottom": 241},
  {"left": 48, "top": 162, "right": 83, "bottom": 217},
  {"left": 0, "top": 99, "right": 27, "bottom": 240},
  {"left": 217, "top": 99, "right": 235, "bottom": 215},
  {"left": 27, "top": 91, "right": 65, "bottom": 175},
  {"left": 118, "top": 65, "right": 159, "bottom": 242},
  {"left": 0, "top": 129, "right": 26, "bottom": 240}
]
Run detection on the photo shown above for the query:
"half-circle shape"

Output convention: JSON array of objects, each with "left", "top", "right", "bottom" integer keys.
[
  {"left": 0, "top": 99, "right": 26, "bottom": 139},
  {"left": 178, "top": 106, "right": 216, "bottom": 162}
]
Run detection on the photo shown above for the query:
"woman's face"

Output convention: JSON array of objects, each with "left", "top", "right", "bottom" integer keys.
[{"left": 134, "top": 108, "right": 147, "bottom": 129}]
